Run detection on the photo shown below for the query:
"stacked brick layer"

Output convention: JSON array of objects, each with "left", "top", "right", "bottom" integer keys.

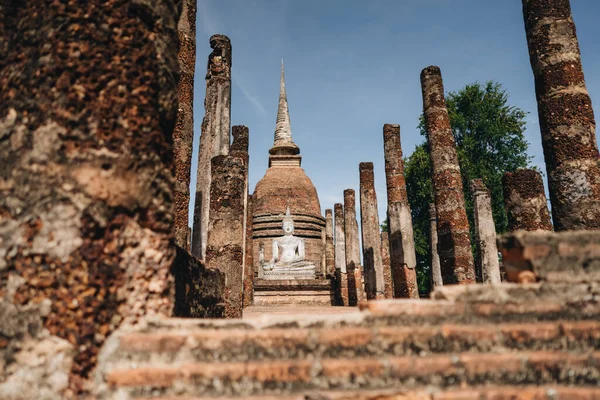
[{"left": 96, "top": 253, "right": 600, "bottom": 399}]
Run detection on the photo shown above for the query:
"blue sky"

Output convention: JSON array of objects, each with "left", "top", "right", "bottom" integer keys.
[{"left": 190, "top": 0, "right": 600, "bottom": 225}]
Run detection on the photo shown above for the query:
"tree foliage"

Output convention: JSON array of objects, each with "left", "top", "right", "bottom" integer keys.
[{"left": 406, "top": 81, "right": 532, "bottom": 293}]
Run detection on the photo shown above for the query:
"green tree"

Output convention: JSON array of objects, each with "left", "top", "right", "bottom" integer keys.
[{"left": 406, "top": 81, "right": 532, "bottom": 293}]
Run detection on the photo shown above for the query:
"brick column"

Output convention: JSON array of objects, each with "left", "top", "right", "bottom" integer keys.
[
  {"left": 429, "top": 204, "right": 443, "bottom": 289},
  {"left": 383, "top": 124, "right": 419, "bottom": 298},
  {"left": 325, "top": 209, "right": 335, "bottom": 277},
  {"left": 359, "top": 162, "right": 385, "bottom": 299},
  {"left": 192, "top": 34, "right": 232, "bottom": 259},
  {"left": 334, "top": 203, "right": 347, "bottom": 273},
  {"left": 173, "top": 0, "right": 196, "bottom": 249},
  {"left": 523, "top": 0, "right": 600, "bottom": 230},
  {"left": 230, "top": 126, "right": 253, "bottom": 308},
  {"left": 205, "top": 155, "right": 246, "bottom": 318},
  {"left": 334, "top": 203, "right": 348, "bottom": 305},
  {"left": 0, "top": 1, "right": 180, "bottom": 395},
  {"left": 243, "top": 194, "right": 254, "bottom": 308},
  {"left": 503, "top": 169, "right": 553, "bottom": 232},
  {"left": 380, "top": 231, "right": 394, "bottom": 299},
  {"left": 421, "top": 66, "right": 475, "bottom": 285},
  {"left": 470, "top": 179, "right": 501, "bottom": 284},
  {"left": 344, "top": 189, "right": 364, "bottom": 304}
]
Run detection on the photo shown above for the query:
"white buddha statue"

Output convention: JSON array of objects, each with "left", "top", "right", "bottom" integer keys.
[{"left": 262, "top": 207, "right": 316, "bottom": 278}]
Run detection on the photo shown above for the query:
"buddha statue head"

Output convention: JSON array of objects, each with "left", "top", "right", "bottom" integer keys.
[{"left": 282, "top": 207, "right": 294, "bottom": 236}]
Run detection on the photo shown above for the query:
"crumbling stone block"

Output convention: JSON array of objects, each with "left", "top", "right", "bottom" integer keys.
[
  {"left": 173, "top": 246, "right": 225, "bottom": 318},
  {"left": 192, "top": 34, "right": 232, "bottom": 259},
  {"left": 205, "top": 155, "right": 247, "bottom": 318},
  {"left": 503, "top": 169, "right": 553, "bottom": 232},
  {"left": 359, "top": 162, "right": 385, "bottom": 299},
  {"left": 498, "top": 230, "right": 600, "bottom": 284},
  {"left": 383, "top": 124, "right": 419, "bottom": 298},
  {"left": 421, "top": 66, "right": 475, "bottom": 285},
  {"left": 523, "top": 0, "right": 600, "bottom": 231},
  {"left": 173, "top": 0, "right": 197, "bottom": 250},
  {"left": 470, "top": 179, "right": 501, "bottom": 284},
  {"left": 0, "top": 1, "right": 181, "bottom": 395}
]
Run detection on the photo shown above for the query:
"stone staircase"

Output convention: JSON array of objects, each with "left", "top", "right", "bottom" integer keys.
[{"left": 94, "top": 282, "right": 600, "bottom": 399}]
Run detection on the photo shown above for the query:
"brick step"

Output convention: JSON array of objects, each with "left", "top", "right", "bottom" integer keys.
[
  {"left": 100, "top": 351, "right": 600, "bottom": 398},
  {"left": 133, "top": 386, "right": 600, "bottom": 400},
  {"left": 112, "top": 320, "right": 600, "bottom": 363}
]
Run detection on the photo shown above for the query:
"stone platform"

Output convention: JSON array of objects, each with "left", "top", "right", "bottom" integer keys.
[{"left": 253, "top": 278, "right": 333, "bottom": 306}]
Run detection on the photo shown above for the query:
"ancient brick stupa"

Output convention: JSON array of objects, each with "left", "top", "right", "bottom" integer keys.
[{"left": 251, "top": 61, "right": 330, "bottom": 305}]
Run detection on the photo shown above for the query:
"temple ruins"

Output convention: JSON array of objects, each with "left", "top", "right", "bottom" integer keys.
[{"left": 1, "top": 0, "right": 600, "bottom": 398}]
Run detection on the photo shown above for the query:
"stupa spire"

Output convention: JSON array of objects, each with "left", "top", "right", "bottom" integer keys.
[{"left": 270, "top": 59, "right": 300, "bottom": 155}]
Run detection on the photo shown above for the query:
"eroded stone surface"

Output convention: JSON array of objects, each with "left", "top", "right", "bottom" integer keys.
[
  {"left": 344, "top": 189, "right": 365, "bottom": 305},
  {"left": 429, "top": 204, "right": 443, "bottom": 290},
  {"left": 383, "top": 124, "right": 419, "bottom": 298},
  {"left": 0, "top": 1, "right": 180, "bottom": 395},
  {"left": 420, "top": 66, "right": 475, "bottom": 285},
  {"left": 191, "top": 34, "right": 232, "bottom": 259},
  {"left": 173, "top": 0, "right": 196, "bottom": 249},
  {"left": 502, "top": 169, "right": 553, "bottom": 232},
  {"left": 523, "top": 0, "right": 600, "bottom": 231},
  {"left": 498, "top": 230, "right": 600, "bottom": 283},
  {"left": 359, "top": 162, "right": 385, "bottom": 299},
  {"left": 205, "top": 155, "right": 246, "bottom": 318},
  {"left": 470, "top": 179, "right": 501, "bottom": 284}
]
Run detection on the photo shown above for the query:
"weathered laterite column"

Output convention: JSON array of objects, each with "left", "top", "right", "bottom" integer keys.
[
  {"left": 470, "top": 179, "right": 501, "bottom": 284},
  {"left": 205, "top": 155, "right": 246, "bottom": 318},
  {"left": 421, "top": 66, "right": 475, "bottom": 285},
  {"left": 359, "top": 162, "right": 385, "bottom": 299},
  {"left": 344, "top": 189, "right": 364, "bottom": 304},
  {"left": 503, "top": 169, "right": 553, "bottom": 231},
  {"left": 523, "top": 0, "right": 600, "bottom": 231},
  {"left": 173, "top": 0, "right": 196, "bottom": 249},
  {"left": 230, "top": 126, "right": 253, "bottom": 308},
  {"left": 334, "top": 203, "right": 347, "bottom": 273},
  {"left": 192, "top": 34, "right": 232, "bottom": 259},
  {"left": 380, "top": 231, "right": 394, "bottom": 299},
  {"left": 429, "top": 204, "right": 443, "bottom": 289},
  {"left": 0, "top": 1, "right": 180, "bottom": 396},
  {"left": 334, "top": 203, "right": 348, "bottom": 305},
  {"left": 243, "top": 194, "right": 254, "bottom": 307},
  {"left": 325, "top": 209, "right": 335, "bottom": 277},
  {"left": 383, "top": 124, "right": 419, "bottom": 298}
]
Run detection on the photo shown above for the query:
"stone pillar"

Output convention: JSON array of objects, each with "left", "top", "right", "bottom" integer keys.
[
  {"left": 173, "top": 0, "right": 196, "bottom": 250},
  {"left": 192, "top": 34, "right": 232, "bottom": 259},
  {"left": 380, "top": 231, "right": 394, "bottom": 299},
  {"left": 429, "top": 204, "right": 443, "bottom": 290},
  {"left": 421, "top": 66, "right": 475, "bottom": 285},
  {"left": 205, "top": 155, "right": 246, "bottom": 318},
  {"left": 344, "top": 189, "right": 364, "bottom": 304},
  {"left": 334, "top": 203, "right": 347, "bottom": 273},
  {"left": 325, "top": 209, "right": 335, "bottom": 277},
  {"left": 334, "top": 203, "right": 348, "bottom": 305},
  {"left": 503, "top": 169, "right": 553, "bottom": 232},
  {"left": 359, "top": 162, "right": 385, "bottom": 299},
  {"left": 383, "top": 124, "right": 419, "bottom": 298},
  {"left": 523, "top": 0, "right": 600, "bottom": 231},
  {"left": 0, "top": 1, "right": 180, "bottom": 395},
  {"left": 243, "top": 194, "right": 254, "bottom": 308},
  {"left": 470, "top": 179, "right": 501, "bottom": 284},
  {"left": 230, "top": 126, "right": 252, "bottom": 308}
]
